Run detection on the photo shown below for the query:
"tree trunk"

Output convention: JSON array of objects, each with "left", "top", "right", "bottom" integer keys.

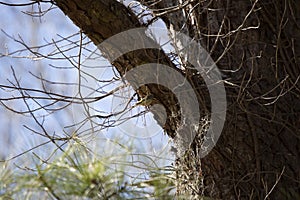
[
  {"left": 197, "top": 1, "right": 300, "bottom": 199},
  {"left": 54, "top": 0, "right": 300, "bottom": 199}
]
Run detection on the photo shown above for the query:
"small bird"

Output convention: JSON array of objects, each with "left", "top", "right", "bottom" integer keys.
[{"left": 133, "top": 94, "right": 156, "bottom": 108}]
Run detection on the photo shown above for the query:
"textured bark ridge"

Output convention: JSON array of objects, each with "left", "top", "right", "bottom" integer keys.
[{"left": 54, "top": 0, "right": 300, "bottom": 199}]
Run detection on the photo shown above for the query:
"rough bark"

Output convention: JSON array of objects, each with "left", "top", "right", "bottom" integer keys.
[
  {"left": 53, "top": 0, "right": 300, "bottom": 199},
  {"left": 196, "top": 1, "right": 300, "bottom": 199},
  {"left": 138, "top": 1, "right": 212, "bottom": 197}
]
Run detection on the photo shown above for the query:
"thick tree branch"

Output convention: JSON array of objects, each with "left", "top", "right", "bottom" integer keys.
[{"left": 54, "top": 0, "right": 187, "bottom": 137}]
